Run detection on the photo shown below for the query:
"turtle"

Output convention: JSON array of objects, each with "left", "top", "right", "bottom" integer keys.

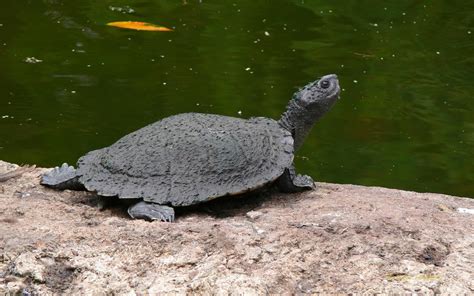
[{"left": 41, "top": 74, "right": 340, "bottom": 222}]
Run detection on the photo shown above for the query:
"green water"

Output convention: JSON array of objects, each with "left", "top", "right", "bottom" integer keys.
[{"left": 1, "top": 1, "right": 473, "bottom": 197}]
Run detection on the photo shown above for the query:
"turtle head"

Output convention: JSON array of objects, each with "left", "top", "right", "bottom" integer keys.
[
  {"left": 293, "top": 74, "right": 340, "bottom": 112},
  {"left": 279, "top": 74, "right": 340, "bottom": 151}
]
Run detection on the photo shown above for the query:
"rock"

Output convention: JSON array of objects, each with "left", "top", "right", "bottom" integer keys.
[
  {"left": 457, "top": 207, "right": 474, "bottom": 214},
  {"left": 246, "top": 210, "right": 263, "bottom": 219},
  {"left": 11, "top": 253, "right": 45, "bottom": 283},
  {"left": 0, "top": 161, "right": 473, "bottom": 294}
]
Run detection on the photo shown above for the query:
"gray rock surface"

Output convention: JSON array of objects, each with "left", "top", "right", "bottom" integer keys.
[{"left": 0, "top": 160, "right": 473, "bottom": 294}]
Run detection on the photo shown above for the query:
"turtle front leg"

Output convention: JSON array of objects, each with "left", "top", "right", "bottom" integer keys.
[
  {"left": 128, "top": 201, "right": 175, "bottom": 222},
  {"left": 277, "top": 166, "right": 316, "bottom": 193},
  {"left": 41, "top": 163, "right": 85, "bottom": 191}
]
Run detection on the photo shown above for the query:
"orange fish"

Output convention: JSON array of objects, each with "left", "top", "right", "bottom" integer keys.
[{"left": 107, "top": 21, "right": 173, "bottom": 31}]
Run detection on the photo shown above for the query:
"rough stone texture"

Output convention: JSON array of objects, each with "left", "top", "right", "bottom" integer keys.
[
  {"left": 76, "top": 113, "right": 294, "bottom": 206},
  {"left": 0, "top": 160, "right": 473, "bottom": 295}
]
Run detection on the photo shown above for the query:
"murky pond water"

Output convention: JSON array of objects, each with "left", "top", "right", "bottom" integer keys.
[{"left": 1, "top": 1, "right": 473, "bottom": 197}]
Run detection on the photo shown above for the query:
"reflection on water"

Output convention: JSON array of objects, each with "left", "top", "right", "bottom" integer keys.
[{"left": 0, "top": 0, "right": 473, "bottom": 197}]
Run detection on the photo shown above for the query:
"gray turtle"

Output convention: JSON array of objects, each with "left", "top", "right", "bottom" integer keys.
[{"left": 41, "top": 74, "right": 340, "bottom": 222}]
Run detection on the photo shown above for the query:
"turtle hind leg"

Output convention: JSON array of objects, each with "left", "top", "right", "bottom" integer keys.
[
  {"left": 277, "top": 167, "right": 316, "bottom": 193},
  {"left": 128, "top": 201, "right": 175, "bottom": 222},
  {"left": 40, "top": 163, "right": 84, "bottom": 191}
]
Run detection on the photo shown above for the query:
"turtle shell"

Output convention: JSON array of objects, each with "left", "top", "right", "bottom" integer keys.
[{"left": 76, "top": 113, "right": 294, "bottom": 206}]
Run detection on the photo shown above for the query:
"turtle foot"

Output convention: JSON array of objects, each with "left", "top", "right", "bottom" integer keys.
[
  {"left": 128, "top": 201, "right": 175, "bottom": 222},
  {"left": 278, "top": 167, "right": 315, "bottom": 193},
  {"left": 294, "top": 174, "right": 316, "bottom": 190},
  {"left": 41, "top": 163, "right": 84, "bottom": 190}
]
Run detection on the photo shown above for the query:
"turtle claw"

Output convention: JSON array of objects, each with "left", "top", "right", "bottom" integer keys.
[{"left": 128, "top": 201, "right": 175, "bottom": 222}]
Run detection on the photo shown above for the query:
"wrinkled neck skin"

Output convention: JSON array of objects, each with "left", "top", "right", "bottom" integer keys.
[{"left": 278, "top": 99, "right": 327, "bottom": 151}]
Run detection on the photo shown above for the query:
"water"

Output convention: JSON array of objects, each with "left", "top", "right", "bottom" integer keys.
[{"left": 1, "top": 0, "right": 473, "bottom": 197}]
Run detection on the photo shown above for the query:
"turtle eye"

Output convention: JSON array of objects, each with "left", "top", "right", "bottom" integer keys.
[{"left": 320, "top": 80, "right": 330, "bottom": 89}]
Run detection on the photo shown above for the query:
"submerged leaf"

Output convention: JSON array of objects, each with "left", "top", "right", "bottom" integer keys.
[{"left": 107, "top": 21, "right": 172, "bottom": 31}]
